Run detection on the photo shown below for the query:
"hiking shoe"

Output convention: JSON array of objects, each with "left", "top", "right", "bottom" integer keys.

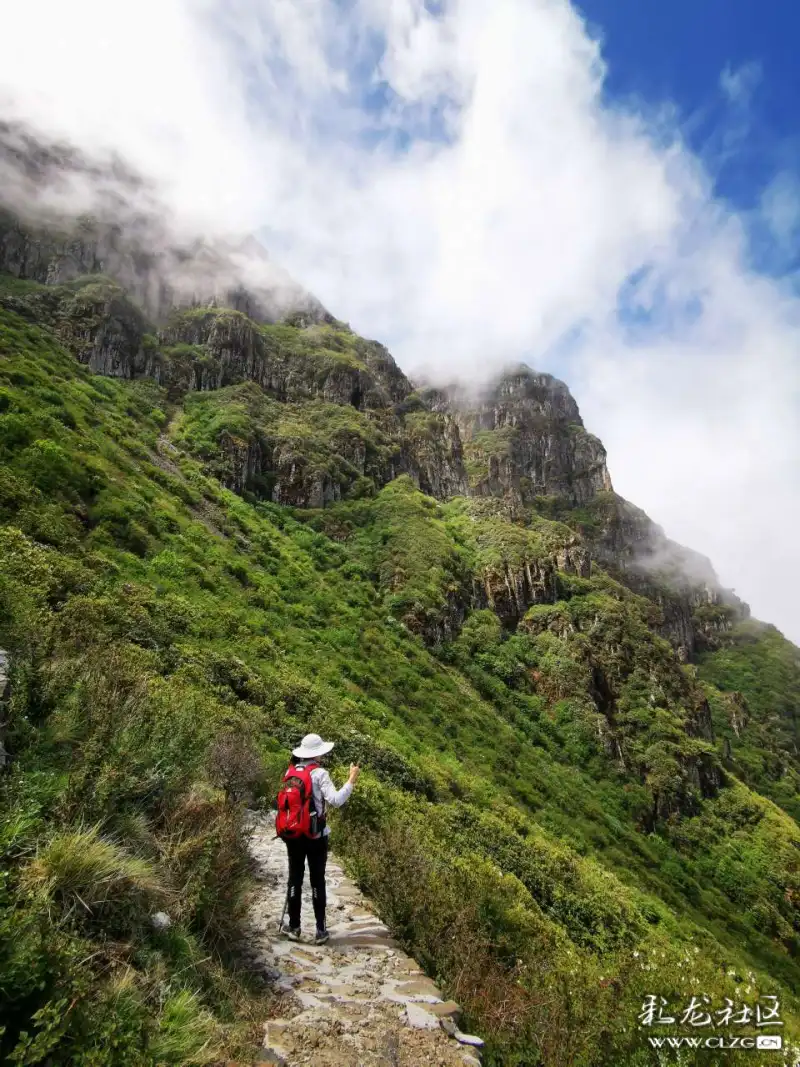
[
  {"left": 314, "top": 927, "right": 330, "bottom": 945},
  {"left": 283, "top": 925, "right": 302, "bottom": 942}
]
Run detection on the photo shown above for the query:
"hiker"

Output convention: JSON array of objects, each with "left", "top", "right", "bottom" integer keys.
[{"left": 275, "top": 733, "right": 360, "bottom": 944}]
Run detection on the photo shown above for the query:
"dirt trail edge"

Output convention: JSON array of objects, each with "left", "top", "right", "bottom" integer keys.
[{"left": 242, "top": 812, "right": 485, "bottom": 1067}]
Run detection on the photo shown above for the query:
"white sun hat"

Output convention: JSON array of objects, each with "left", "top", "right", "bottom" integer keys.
[{"left": 292, "top": 733, "right": 335, "bottom": 759}]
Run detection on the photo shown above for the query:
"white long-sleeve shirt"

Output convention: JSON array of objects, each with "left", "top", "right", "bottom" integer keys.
[{"left": 295, "top": 762, "right": 353, "bottom": 837}]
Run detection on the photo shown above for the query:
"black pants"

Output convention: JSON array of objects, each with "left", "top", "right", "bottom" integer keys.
[{"left": 285, "top": 835, "right": 329, "bottom": 930}]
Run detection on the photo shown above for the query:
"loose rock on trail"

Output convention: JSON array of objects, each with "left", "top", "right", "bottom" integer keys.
[{"left": 242, "top": 812, "right": 484, "bottom": 1067}]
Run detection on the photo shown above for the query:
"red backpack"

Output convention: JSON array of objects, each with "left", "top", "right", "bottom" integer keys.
[{"left": 275, "top": 762, "right": 322, "bottom": 840}]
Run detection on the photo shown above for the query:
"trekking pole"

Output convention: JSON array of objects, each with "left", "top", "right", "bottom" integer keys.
[{"left": 277, "top": 887, "right": 288, "bottom": 933}]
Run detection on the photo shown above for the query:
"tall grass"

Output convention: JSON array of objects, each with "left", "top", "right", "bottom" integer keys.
[{"left": 22, "top": 825, "right": 167, "bottom": 914}]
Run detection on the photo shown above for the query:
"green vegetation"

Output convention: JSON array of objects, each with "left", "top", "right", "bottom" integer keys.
[
  {"left": 1, "top": 274, "right": 799, "bottom": 1065},
  {"left": 463, "top": 424, "right": 518, "bottom": 486},
  {"left": 174, "top": 381, "right": 395, "bottom": 501},
  {"left": 698, "top": 621, "right": 800, "bottom": 820}
]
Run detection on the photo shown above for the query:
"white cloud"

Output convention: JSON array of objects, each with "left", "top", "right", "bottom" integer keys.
[
  {"left": 2, "top": 0, "right": 799, "bottom": 641},
  {"left": 760, "top": 171, "right": 800, "bottom": 250},
  {"left": 719, "top": 61, "right": 762, "bottom": 107}
]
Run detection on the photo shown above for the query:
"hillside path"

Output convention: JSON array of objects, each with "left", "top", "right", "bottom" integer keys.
[{"left": 241, "top": 813, "right": 484, "bottom": 1067}]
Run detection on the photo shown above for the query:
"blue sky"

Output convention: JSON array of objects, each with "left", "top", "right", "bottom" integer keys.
[
  {"left": 338, "top": 0, "right": 800, "bottom": 216},
  {"left": 579, "top": 0, "right": 800, "bottom": 207}
]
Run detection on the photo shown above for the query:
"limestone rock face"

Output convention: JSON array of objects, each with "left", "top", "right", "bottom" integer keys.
[
  {"left": 216, "top": 432, "right": 265, "bottom": 498},
  {"left": 355, "top": 338, "right": 413, "bottom": 406},
  {"left": 471, "top": 537, "right": 590, "bottom": 628},
  {"left": 427, "top": 367, "right": 613, "bottom": 506},
  {"left": 211, "top": 413, "right": 397, "bottom": 508},
  {"left": 474, "top": 555, "right": 559, "bottom": 626},
  {"left": 400, "top": 411, "right": 469, "bottom": 499},
  {"left": 268, "top": 428, "right": 377, "bottom": 509},
  {"left": 60, "top": 282, "right": 150, "bottom": 378},
  {"left": 154, "top": 310, "right": 410, "bottom": 412}
]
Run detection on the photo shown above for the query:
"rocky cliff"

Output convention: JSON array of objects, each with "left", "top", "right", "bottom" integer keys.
[
  {"left": 423, "top": 367, "right": 613, "bottom": 506},
  {"left": 563, "top": 491, "right": 749, "bottom": 660}
]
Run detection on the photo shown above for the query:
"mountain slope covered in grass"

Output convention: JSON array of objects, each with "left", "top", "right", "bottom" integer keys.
[{"left": 1, "top": 127, "right": 799, "bottom": 1066}]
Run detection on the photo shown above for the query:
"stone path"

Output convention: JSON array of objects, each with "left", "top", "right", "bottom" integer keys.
[{"left": 242, "top": 813, "right": 484, "bottom": 1067}]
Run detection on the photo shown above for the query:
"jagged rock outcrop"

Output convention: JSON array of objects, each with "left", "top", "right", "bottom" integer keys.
[
  {"left": 474, "top": 556, "right": 559, "bottom": 625},
  {"left": 59, "top": 280, "right": 151, "bottom": 377},
  {"left": 727, "top": 691, "right": 750, "bottom": 738},
  {"left": 213, "top": 418, "right": 398, "bottom": 508},
  {"left": 155, "top": 309, "right": 411, "bottom": 412},
  {"left": 180, "top": 380, "right": 404, "bottom": 508},
  {"left": 472, "top": 536, "right": 591, "bottom": 627},
  {"left": 400, "top": 411, "right": 469, "bottom": 499},
  {"left": 688, "top": 691, "right": 716, "bottom": 744},
  {"left": 424, "top": 367, "right": 613, "bottom": 506},
  {"left": 355, "top": 338, "right": 413, "bottom": 406}
]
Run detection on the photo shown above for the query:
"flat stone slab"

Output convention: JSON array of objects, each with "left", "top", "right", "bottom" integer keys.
[
  {"left": 273, "top": 977, "right": 300, "bottom": 994},
  {"left": 262, "top": 1021, "right": 291, "bottom": 1050},
  {"left": 330, "top": 885, "right": 363, "bottom": 899},
  {"left": 319, "top": 991, "right": 372, "bottom": 1005},
  {"left": 309, "top": 956, "right": 335, "bottom": 974},
  {"left": 453, "top": 1029, "right": 485, "bottom": 1047},
  {"left": 338, "top": 921, "right": 391, "bottom": 935},
  {"left": 404, "top": 1003, "right": 441, "bottom": 1030},
  {"left": 380, "top": 979, "right": 441, "bottom": 1005},
  {"left": 397, "top": 978, "right": 442, "bottom": 997},
  {"left": 257, "top": 1047, "right": 288, "bottom": 1065},
  {"left": 328, "top": 932, "right": 401, "bottom": 950},
  {"left": 326, "top": 981, "right": 369, "bottom": 995},
  {"left": 286, "top": 947, "right": 322, "bottom": 964},
  {"left": 393, "top": 957, "right": 423, "bottom": 974},
  {"left": 270, "top": 942, "right": 294, "bottom": 958},
  {"left": 334, "top": 963, "right": 372, "bottom": 979},
  {"left": 294, "top": 991, "right": 328, "bottom": 1010},
  {"left": 428, "top": 1000, "right": 462, "bottom": 1019}
]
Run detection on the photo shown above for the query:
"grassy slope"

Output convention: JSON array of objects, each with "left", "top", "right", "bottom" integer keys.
[{"left": 0, "top": 284, "right": 798, "bottom": 1065}]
